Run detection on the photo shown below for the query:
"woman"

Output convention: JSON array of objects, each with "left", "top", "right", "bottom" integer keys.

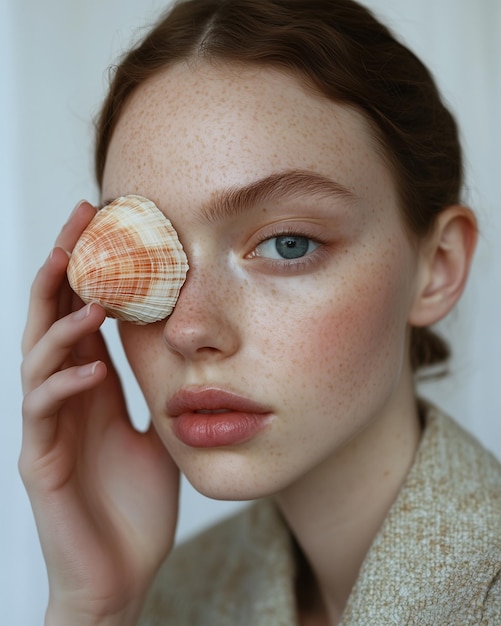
[{"left": 20, "top": 1, "right": 501, "bottom": 624}]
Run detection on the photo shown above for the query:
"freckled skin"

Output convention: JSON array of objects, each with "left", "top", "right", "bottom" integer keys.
[{"left": 103, "top": 63, "right": 422, "bottom": 503}]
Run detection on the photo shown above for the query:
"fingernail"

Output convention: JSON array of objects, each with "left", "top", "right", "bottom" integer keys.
[
  {"left": 65, "top": 200, "right": 87, "bottom": 224},
  {"left": 73, "top": 302, "right": 93, "bottom": 320},
  {"left": 77, "top": 361, "right": 100, "bottom": 377},
  {"left": 44, "top": 247, "right": 70, "bottom": 266},
  {"left": 72, "top": 199, "right": 87, "bottom": 214}
]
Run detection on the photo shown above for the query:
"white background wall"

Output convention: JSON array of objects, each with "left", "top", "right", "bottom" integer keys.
[{"left": 2, "top": 1, "right": 499, "bottom": 623}]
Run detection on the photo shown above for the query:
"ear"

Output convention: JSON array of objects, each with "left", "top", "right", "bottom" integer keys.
[{"left": 408, "top": 206, "right": 477, "bottom": 327}]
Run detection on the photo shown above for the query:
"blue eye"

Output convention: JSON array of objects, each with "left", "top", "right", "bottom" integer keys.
[{"left": 255, "top": 234, "right": 319, "bottom": 260}]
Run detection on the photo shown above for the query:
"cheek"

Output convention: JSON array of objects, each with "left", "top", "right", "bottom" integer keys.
[
  {"left": 256, "top": 253, "right": 414, "bottom": 404},
  {"left": 118, "top": 323, "right": 166, "bottom": 406}
]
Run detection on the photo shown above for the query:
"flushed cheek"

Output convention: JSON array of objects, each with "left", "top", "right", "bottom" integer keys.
[
  {"left": 260, "top": 264, "right": 412, "bottom": 421},
  {"left": 118, "top": 322, "right": 170, "bottom": 412}
]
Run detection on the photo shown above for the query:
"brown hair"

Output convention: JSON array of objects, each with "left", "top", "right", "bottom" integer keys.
[{"left": 95, "top": 0, "right": 464, "bottom": 373}]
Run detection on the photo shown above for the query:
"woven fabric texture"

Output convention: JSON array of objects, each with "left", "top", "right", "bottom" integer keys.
[{"left": 139, "top": 405, "right": 501, "bottom": 625}]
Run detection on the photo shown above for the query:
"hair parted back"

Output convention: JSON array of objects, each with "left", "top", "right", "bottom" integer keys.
[{"left": 95, "top": 0, "right": 465, "bottom": 373}]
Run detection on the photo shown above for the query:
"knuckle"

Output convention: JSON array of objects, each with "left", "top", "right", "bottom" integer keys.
[
  {"left": 20, "top": 357, "right": 34, "bottom": 389},
  {"left": 44, "top": 374, "right": 60, "bottom": 398},
  {"left": 21, "top": 391, "right": 37, "bottom": 421},
  {"left": 20, "top": 328, "right": 31, "bottom": 357},
  {"left": 20, "top": 353, "right": 49, "bottom": 394},
  {"left": 18, "top": 452, "right": 40, "bottom": 491},
  {"left": 17, "top": 452, "right": 31, "bottom": 485},
  {"left": 20, "top": 354, "right": 31, "bottom": 377}
]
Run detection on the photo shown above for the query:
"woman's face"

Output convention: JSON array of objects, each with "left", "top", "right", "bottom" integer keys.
[{"left": 102, "top": 63, "right": 422, "bottom": 499}]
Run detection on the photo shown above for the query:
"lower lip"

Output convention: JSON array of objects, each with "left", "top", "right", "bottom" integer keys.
[{"left": 172, "top": 412, "right": 270, "bottom": 448}]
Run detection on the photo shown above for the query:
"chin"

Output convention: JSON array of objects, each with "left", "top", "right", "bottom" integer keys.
[
  {"left": 178, "top": 450, "right": 287, "bottom": 502},
  {"left": 191, "top": 482, "right": 264, "bottom": 502}
]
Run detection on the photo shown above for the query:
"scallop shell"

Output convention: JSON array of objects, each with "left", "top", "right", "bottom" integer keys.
[{"left": 67, "top": 195, "right": 188, "bottom": 324}]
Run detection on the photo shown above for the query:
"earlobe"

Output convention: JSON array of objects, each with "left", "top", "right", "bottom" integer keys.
[{"left": 408, "top": 205, "right": 478, "bottom": 327}]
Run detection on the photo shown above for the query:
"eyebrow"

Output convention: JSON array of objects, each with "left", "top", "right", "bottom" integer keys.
[{"left": 199, "top": 169, "right": 357, "bottom": 224}]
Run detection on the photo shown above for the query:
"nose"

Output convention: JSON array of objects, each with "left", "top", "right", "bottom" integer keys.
[{"left": 163, "top": 261, "right": 240, "bottom": 361}]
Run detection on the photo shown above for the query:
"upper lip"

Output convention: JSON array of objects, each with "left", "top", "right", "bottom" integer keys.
[{"left": 167, "top": 387, "right": 272, "bottom": 417}]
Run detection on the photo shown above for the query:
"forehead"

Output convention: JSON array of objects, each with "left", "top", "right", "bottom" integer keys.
[{"left": 102, "top": 62, "right": 395, "bottom": 212}]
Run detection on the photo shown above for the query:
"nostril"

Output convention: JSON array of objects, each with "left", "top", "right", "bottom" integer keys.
[{"left": 162, "top": 299, "right": 239, "bottom": 360}]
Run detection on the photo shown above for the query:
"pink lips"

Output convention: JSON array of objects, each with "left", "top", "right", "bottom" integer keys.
[{"left": 167, "top": 388, "right": 272, "bottom": 448}]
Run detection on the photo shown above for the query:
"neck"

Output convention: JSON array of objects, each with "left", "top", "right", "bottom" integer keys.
[{"left": 274, "top": 375, "right": 422, "bottom": 624}]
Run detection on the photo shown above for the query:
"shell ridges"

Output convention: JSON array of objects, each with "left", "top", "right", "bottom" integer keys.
[{"left": 67, "top": 195, "right": 188, "bottom": 324}]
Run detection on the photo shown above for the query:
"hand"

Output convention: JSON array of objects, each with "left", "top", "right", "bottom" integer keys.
[{"left": 20, "top": 201, "right": 179, "bottom": 626}]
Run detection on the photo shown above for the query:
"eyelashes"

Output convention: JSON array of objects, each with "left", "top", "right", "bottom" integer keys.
[
  {"left": 247, "top": 226, "right": 328, "bottom": 273},
  {"left": 254, "top": 233, "right": 319, "bottom": 260}
]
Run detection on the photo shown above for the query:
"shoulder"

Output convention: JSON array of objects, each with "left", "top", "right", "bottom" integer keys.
[
  {"left": 341, "top": 404, "right": 501, "bottom": 625},
  {"left": 431, "top": 409, "right": 501, "bottom": 621},
  {"left": 422, "top": 404, "right": 501, "bottom": 528},
  {"left": 138, "top": 499, "right": 297, "bottom": 626}
]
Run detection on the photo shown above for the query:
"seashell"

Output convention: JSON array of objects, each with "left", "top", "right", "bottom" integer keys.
[{"left": 67, "top": 195, "right": 188, "bottom": 324}]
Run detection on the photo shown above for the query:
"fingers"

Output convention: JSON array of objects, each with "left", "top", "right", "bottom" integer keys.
[
  {"left": 22, "top": 247, "right": 71, "bottom": 355},
  {"left": 54, "top": 200, "right": 96, "bottom": 252},
  {"left": 22, "top": 302, "right": 107, "bottom": 393},
  {"left": 20, "top": 199, "right": 127, "bottom": 471},
  {"left": 20, "top": 301, "right": 108, "bottom": 465},
  {"left": 21, "top": 360, "right": 107, "bottom": 461},
  {"left": 22, "top": 201, "right": 97, "bottom": 355}
]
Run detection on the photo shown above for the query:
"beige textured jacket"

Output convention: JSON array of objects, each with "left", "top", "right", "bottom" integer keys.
[{"left": 139, "top": 407, "right": 501, "bottom": 624}]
